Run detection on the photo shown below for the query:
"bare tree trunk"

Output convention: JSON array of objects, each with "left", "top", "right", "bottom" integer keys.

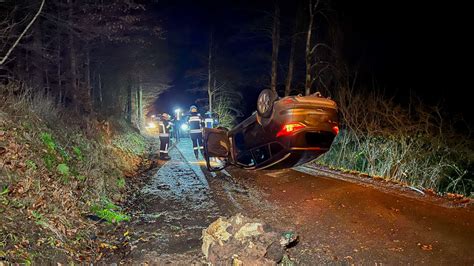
[
  {"left": 67, "top": 0, "right": 78, "bottom": 109},
  {"left": 134, "top": 84, "right": 139, "bottom": 124},
  {"left": 212, "top": 78, "right": 217, "bottom": 109},
  {"left": 138, "top": 84, "right": 143, "bottom": 128},
  {"left": 57, "top": 5, "right": 63, "bottom": 105},
  {"left": 305, "top": 0, "right": 318, "bottom": 96},
  {"left": 208, "top": 31, "right": 213, "bottom": 112},
  {"left": 45, "top": 69, "right": 50, "bottom": 95},
  {"left": 85, "top": 43, "right": 92, "bottom": 103},
  {"left": 271, "top": 2, "right": 280, "bottom": 94},
  {"left": 32, "top": 21, "right": 44, "bottom": 91},
  {"left": 126, "top": 81, "right": 132, "bottom": 124},
  {"left": 285, "top": 13, "right": 297, "bottom": 96},
  {"left": 98, "top": 72, "right": 103, "bottom": 106}
]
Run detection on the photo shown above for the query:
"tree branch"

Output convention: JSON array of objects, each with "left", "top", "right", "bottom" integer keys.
[{"left": 0, "top": 0, "right": 46, "bottom": 65}]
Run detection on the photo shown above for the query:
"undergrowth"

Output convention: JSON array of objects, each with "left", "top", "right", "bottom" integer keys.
[
  {"left": 316, "top": 87, "right": 473, "bottom": 196},
  {"left": 90, "top": 197, "right": 130, "bottom": 224},
  {"left": 0, "top": 83, "right": 149, "bottom": 263}
]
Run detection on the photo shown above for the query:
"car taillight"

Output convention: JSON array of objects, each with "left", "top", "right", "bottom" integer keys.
[
  {"left": 332, "top": 126, "right": 339, "bottom": 135},
  {"left": 281, "top": 98, "right": 294, "bottom": 104},
  {"left": 276, "top": 122, "right": 306, "bottom": 137}
]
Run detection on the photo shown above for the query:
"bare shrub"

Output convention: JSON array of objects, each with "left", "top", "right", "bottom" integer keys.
[
  {"left": 317, "top": 86, "right": 473, "bottom": 195},
  {"left": 213, "top": 95, "right": 243, "bottom": 129},
  {"left": 0, "top": 82, "right": 61, "bottom": 123}
]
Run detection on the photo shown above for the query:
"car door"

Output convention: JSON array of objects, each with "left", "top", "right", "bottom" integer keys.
[{"left": 203, "top": 128, "right": 231, "bottom": 171}]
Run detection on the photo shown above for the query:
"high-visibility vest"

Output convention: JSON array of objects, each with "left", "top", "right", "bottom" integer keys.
[
  {"left": 188, "top": 113, "right": 202, "bottom": 133},
  {"left": 159, "top": 120, "right": 172, "bottom": 137},
  {"left": 204, "top": 117, "right": 213, "bottom": 128}
]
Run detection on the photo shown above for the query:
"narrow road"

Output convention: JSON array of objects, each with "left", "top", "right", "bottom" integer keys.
[
  {"left": 111, "top": 140, "right": 224, "bottom": 264},
  {"left": 223, "top": 166, "right": 474, "bottom": 264},
  {"left": 109, "top": 138, "right": 474, "bottom": 264}
]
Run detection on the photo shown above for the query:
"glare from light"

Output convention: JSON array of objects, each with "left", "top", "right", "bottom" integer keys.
[
  {"left": 174, "top": 108, "right": 181, "bottom": 114},
  {"left": 151, "top": 114, "right": 156, "bottom": 118},
  {"left": 181, "top": 123, "right": 189, "bottom": 131},
  {"left": 147, "top": 122, "right": 156, "bottom": 129}
]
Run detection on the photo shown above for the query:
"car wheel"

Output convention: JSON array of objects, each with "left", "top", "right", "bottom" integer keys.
[{"left": 257, "top": 89, "right": 277, "bottom": 118}]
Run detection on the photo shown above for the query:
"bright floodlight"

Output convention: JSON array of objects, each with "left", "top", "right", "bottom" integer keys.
[
  {"left": 175, "top": 108, "right": 181, "bottom": 113},
  {"left": 147, "top": 122, "right": 156, "bottom": 128},
  {"left": 181, "top": 123, "right": 189, "bottom": 131}
]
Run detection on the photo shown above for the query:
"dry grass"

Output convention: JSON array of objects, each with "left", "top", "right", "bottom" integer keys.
[{"left": 317, "top": 86, "right": 473, "bottom": 196}]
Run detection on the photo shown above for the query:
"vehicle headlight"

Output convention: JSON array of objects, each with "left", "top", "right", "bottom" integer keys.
[{"left": 181, "top": 123, "right": 189, "bottom": 131}]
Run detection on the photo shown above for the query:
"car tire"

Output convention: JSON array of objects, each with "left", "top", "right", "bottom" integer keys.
[
  {"left": 256, "top": 89, "right": 277, "bottom": 126},
  {"left": 257, "top": 89, "right": 277, "bottom": 118}
]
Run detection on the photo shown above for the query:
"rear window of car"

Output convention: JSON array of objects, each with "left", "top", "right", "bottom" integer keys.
[{"left": 252, "top": 145, "right": 271, "bottom": 164}]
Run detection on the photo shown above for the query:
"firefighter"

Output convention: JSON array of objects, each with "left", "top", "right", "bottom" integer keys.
[
  {"left": 188, "top": 105, "right": 204, "bottom": 159},
  {"left": 173, "top": 109, "right": 183, "bottom": 142},
  {"left": 204, "top": 111, "right": 214, "bottom": 128},
  {"left": 158, "top": 113, "right": 172, "bottom": 160}
]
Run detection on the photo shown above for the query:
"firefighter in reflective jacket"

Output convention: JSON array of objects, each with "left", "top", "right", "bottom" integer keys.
[
  {"left": 204, "top": 111, "right": 214, "bottom": 128},
  {"left": 158, "top": 113, "right": 172, "bottom": 160},
  {"left": 188, "top": 105, "right": 204, "bottom": 159}
]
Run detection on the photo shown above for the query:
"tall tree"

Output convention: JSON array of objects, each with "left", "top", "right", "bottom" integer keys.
[
  {"left": 285, "top": 6, "right": 299, "bottom": 96},
  {"left": 208, "top": 31, "right": 214, "bottom": 112},
  {"left": 305, "top": 0, "right": 319, "bottom": 95},
  {"left": 270, "top": 1, "right": 280, "bottom": 94}
]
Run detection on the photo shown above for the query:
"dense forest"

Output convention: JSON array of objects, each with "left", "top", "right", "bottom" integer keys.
[
  {"left": 1, "top": 0, "right": 172, "bottom": 127},
  {"left": 0, "top": 0, "right": 472, "bottom": 263}
]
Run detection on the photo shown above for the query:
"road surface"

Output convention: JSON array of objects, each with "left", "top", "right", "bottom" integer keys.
[{"left": 107, "top": 138, "right": 474, "bottom": 264}]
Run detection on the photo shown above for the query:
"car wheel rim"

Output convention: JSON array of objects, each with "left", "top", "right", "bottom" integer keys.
[{"left": 258, "top": 93, "right": 270, "bottom": 113}]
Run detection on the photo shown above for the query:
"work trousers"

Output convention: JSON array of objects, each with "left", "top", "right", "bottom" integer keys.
[
  {"left": 159, "top": 136, "right": 170, "bottom": 158},
  {"left": 190, "top": 132, "right": 203, "bottom": 158}
]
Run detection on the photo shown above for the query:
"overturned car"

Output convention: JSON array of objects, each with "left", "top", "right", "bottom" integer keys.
[{"left": 203, "top": 89, "right": 339, "bottom": 171}]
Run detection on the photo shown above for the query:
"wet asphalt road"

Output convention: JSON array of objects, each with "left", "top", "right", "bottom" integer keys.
[
  {"left": 225, "top": 165, "right": 474, "bottom": 264},
  {"left": 114, "top": 138, "right": 474, "bottom": 264}
]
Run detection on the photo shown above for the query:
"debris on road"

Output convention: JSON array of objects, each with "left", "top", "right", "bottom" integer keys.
[{"left": 202, "top": 213, "right": 298, "bottom": 265}]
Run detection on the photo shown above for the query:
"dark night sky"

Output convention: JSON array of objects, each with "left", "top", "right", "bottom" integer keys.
[{"left": 153, "top": 0, "right": 470, "bottom": 119}]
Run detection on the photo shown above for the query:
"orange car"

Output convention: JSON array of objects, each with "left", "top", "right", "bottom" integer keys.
[{"left": 203, "top": 89, "right": 339, "bottom": 171}]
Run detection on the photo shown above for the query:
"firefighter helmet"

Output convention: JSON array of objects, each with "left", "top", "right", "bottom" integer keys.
[{"left": 190, "top": 105, "right": 198, "bottom": 112}]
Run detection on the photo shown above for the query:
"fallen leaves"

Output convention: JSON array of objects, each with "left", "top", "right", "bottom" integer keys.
[
  {"left": 446, "top": 193, "right": 464, "bottom": 200},
  {"left": 417, "top": 243, "right": 433, "bottom": 251},
  {"left": 388, "top": 247, "right": 404, "bottom": 252},
  {"left": 99, "top": 242, "right": 118, "bottom": 250}
]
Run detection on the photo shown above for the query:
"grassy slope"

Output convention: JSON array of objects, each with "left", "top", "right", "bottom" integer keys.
[{"left": 0, "top": 91, "right": 148, "bottom": 263}]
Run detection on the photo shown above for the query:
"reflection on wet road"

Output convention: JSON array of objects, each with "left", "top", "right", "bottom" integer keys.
[
  {"left": 121, "top": 139, "right": 222, "bottom": 263},
  {"left": 113, "top": 138, "right": 474, "bottom": 265}
]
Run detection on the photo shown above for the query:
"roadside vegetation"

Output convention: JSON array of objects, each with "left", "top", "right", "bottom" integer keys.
[
  {"left": 0, "top": 84, "right": 149, "bottom": 263},
  {"left": 317, "top": 86, "right": 473, "bottom": 197}
]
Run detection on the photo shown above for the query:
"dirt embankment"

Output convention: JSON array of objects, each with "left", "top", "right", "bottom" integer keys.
[{"left": 1, "top": 103, "right": 152, "bottom": 263}]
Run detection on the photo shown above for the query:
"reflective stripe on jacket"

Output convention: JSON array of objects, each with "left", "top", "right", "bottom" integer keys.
[
  {"left": 204, "top": 118, "right": 213, "bottom": 128},
  {"left": 159, "top": 120, "right": 173, "bottom": 137},
  {"left": 188, "top": 112, "right": 203, "bottom": 133}
]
